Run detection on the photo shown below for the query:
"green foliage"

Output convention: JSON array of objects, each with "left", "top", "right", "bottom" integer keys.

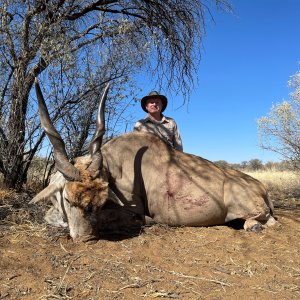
[
  {"left": 247, "top": 159, "right": 264, "bottom": 171},
  {"left": 213, "top": 159, "right": 295, "bottom": 172},
  {"left": 214, "top": 160, "right": 230, "bottom": 168}
]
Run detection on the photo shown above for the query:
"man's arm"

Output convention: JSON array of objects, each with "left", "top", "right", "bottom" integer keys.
[{"left": 173, "top": 121, "right": 183, "bottom": 151}]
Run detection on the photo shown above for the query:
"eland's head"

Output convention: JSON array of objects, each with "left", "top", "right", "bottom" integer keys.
[{"left": 30, "top": 79, "right": 123, "bottom": 242}]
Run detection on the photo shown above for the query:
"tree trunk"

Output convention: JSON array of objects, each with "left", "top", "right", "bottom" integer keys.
[
  {"left": 1, "top": 67, "right": 33, "bottom": 191},
  {"left": 2, "top": 168, "right": 27, "bottom": 191}
]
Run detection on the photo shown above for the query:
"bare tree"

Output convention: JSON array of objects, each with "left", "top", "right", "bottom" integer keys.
[
  {"left": 257, "top": 67, "right": 300, "bottom": 169},
  {"left": 0, "top": 0, "right": 231, "bottom": 190}
]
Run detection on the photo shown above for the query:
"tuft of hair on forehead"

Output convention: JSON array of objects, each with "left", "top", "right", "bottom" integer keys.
[{"left": 66, "top": 171, "right": 109, "bottom": 210}]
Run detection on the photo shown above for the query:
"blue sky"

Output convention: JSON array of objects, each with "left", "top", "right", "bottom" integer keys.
[{"left": 130, "top": 0, "right": 300, "bottom": 163}]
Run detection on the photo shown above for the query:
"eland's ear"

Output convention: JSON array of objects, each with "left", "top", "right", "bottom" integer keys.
[
  {"left": 108, "top": 188, "right": 124, "bottom": 206},
  {"left": 30, "top": 172, "right": 66, "bottom": 204},
  {"left": 30, "top": 184, "right": 61, "bottom": 204}
]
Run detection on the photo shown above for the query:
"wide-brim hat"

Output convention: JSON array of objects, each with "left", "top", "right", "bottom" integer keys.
[{"left": 141, "top": 91, "right": 168, "bottom": 113}]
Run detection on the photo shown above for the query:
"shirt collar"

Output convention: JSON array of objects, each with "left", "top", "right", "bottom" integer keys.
[{"left": 143, "top": 115, "right": 169, "bottom": 124}]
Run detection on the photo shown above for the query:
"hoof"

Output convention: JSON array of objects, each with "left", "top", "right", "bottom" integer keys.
[
  {"left": 264, "top": 216, "right": 277, "bottom": 227},
  {"left": 244, "top": 219, "right": 263, "bottom": 232},
  {"left": 249, "top": 223, "right": 263, "bottom": 233}
]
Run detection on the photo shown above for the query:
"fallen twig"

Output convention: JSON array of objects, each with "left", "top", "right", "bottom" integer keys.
[{"left": 168, "top": 271, "right": 232, "bottom": 287}]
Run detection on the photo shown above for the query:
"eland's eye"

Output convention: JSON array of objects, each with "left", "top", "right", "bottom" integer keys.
[{"left": 85, "top": 203, "right": 93, "bottom": 214}]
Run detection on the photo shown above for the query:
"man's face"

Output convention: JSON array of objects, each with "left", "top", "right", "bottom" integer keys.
[{"left": 146, "top": 98, "right": 162, "bottom": 114}]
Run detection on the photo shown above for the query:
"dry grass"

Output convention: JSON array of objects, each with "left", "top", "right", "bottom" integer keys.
[
  {"left": 0, "top": 188, "right": 68, "bottom": 241},
  {"left": 244, "top": 169, "right": 300, "bottom": 212},
  {"left": 245, "top": 169, "right": 300, "bottom": 198}
]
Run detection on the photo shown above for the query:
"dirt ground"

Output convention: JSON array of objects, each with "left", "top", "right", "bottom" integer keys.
[{"left": 0, "top": 193, "right": 299, "bottom": 300}]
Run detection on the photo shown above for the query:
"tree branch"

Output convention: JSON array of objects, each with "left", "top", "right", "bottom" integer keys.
[
  {"left": 1, "top": 4, "right": 17, "bottom": 63},
  {"left": 65, "top": 0, "right": 118, "bottom": 20}
]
